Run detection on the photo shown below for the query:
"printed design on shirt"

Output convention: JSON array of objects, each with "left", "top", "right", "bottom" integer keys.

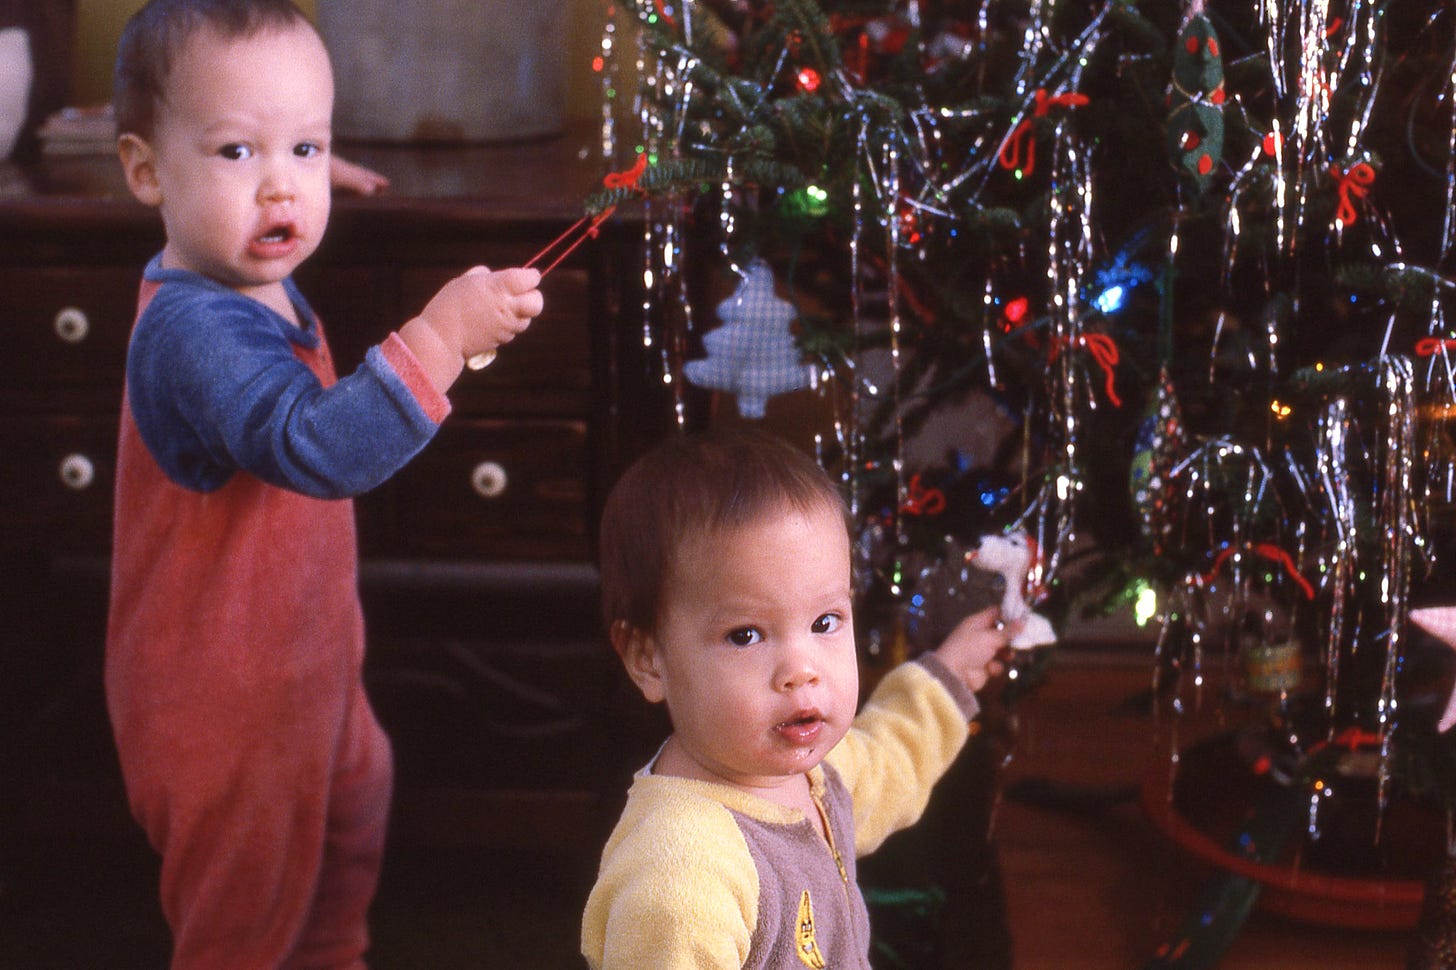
[{"left": 795, "top": 888, "right": 827, "bottom": 969}]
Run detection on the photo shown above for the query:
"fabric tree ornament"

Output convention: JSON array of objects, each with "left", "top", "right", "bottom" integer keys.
[
  {"left": 685, "top": 260, "right": 816, "bottom": 419},
  {"left": 1167, "top": 11, "right": 1225, "bottom": 192}
]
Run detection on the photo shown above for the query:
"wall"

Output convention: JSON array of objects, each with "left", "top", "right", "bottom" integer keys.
[{"left": 70, "top": 0, "right": 604, "bottom": 124}]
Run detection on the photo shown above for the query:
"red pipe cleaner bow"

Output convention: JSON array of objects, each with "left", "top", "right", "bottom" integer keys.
[
  {"left": 1199, "top": 543, "right": 1315, "bottom": 600},
  {"left": 900, "top": 474, "right": 947, "bottom": 516},
  {"left": 998, "top": 88, "right": 1091, "bottom": 177},
  {"left": 1415, "top": 337, "right": 1456, "bottom": 358},
  {"left": 1050, "top": 332, "right": 1123, "bottom": 407},
  {"left": 1329, "top": 161, "right": 1375, "bottom": 227}
]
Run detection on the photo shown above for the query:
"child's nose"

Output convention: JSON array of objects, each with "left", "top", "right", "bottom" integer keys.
[
  {"left": 258, "top": 163, "right": 296, "bottom": 203},
  {"left": 775, "top": 640, "right": 821, "bottom": 691}
]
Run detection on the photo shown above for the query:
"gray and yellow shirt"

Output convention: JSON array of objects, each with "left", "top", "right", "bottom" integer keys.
[{"left": 582, "top": 655, "right": 978, "bottom": 969}]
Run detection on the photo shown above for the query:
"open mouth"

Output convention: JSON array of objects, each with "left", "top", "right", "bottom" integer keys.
[
  {"left": 774, "top": 707, "right": 821, "bottom": 736},
  {"left": 248, "top": 222, "right": 300, "bottom": 259},
  {"left": 775, "top": 711, "right": 825, "bottom": 744}
]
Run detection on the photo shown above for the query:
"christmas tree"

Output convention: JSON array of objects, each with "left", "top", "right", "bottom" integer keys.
[{"left": 592, "top": 0, "right": 1456, "bottom": 958}]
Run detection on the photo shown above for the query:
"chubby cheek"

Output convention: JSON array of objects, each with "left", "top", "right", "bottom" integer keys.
[
  {"left": 695, "top": 673, "right": 772, "bottom": 741},
  {"left": 826, "top": 650, "right": 860, "bottom": 710},
  {"left": 305, "top": 180, "right": 332, "bottom": 232},
  {"left": 180, "top": 188, "right": 247, "bottom": 246}
]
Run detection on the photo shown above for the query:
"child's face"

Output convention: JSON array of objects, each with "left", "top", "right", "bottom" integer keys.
[
  {"left": 129, "top": 22, "right": 334, "bottom": 303},
  {"left": 642, "top": 501, "right": 860, "bottom": 797}
]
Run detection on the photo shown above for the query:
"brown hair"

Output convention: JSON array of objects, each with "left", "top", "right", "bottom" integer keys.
[
  {"left": 599, "top": 427, "right": 849, "bottom": 634},
  {"left": 113, "top": 0, "right": 317, "bottom": 139}
]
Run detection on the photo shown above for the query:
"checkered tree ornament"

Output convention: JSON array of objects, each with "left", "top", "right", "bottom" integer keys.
[{"left": 685, "top": 260, "right": 816, "bottom": 419}]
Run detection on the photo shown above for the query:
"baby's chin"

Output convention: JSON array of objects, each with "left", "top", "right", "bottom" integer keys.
[{"left": 769, "top": 723, "right": 850, "bottom": 769}]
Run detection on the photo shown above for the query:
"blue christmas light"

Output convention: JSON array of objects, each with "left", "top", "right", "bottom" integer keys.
[
  {"left": 1086, "top": 236, "right": 1156, "bottom": 316},
  {"left": 1095, "top": 284, "right": 1128, "bottom": 314}
]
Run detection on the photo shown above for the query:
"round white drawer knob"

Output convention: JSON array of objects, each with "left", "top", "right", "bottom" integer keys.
[
  {"left": 59, "top": 453, "right": 96, "bottom": 491},
  {"left": 53, "top": 306, "right": 91, "bottom": 344},
  {"left": 470, "top": 460, "right": 509, "bottom": 499}
]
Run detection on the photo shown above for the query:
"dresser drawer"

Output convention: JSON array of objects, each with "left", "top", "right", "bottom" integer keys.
[
  {"left": 0, "top": 416, "right": 116, "bottom": 552},
  {"left": 0, "top": 266, "right": 137, "bottom": 411},
  {"left": 369, "top": 419, "right": 590, "bottom": 560}
]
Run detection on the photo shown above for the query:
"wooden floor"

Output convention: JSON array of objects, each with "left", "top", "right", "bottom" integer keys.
[{"left": 996, "top": 650, "right": 1413, "bottom": 969}]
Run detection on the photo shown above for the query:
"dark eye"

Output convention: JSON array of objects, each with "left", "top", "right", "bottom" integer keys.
[
  {"left": 294, "top": 142, "right": 323, "bottom": 159},
  {"left": 218, "top": 143, "right": 252, "bottom": 161},
  {"left": 812, "top": 613, "right": 843, "bottom": 635},
  {"left": 726, "top": 627, "right": 762, "bottom": 647}
]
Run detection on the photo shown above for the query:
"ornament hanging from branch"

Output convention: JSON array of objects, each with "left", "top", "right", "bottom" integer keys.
[
  {"left": 1167, "top": 9, "right": 1225, "bottom": 192},
  {"left": 684, "top": 260, "right": 816, "bottom": 418},
  {"left": 1130, "top": 366, "right": 1188, "bottom": 553}
]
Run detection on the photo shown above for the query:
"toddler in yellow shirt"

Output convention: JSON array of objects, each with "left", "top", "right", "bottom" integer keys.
[{"left": 583, "top": 426, "right": 1012, "bottom": 969}]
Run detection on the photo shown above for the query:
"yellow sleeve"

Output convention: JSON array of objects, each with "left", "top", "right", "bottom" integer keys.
[
  {"left": 826, "top": 658, "right": 974, "bottom": 855},
  {"left": 582, "top": 783, "right": 760, "bottom": 970}
]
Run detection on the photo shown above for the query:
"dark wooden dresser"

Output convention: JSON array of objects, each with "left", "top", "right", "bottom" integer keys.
[{"left": 0, "top": 133, "right": 672, "bottom": 855}]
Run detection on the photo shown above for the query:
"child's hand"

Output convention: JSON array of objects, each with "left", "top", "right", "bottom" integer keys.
[
  {"left": 932, "top": 607, "right": 1015, "bottom": 694},
  {"left": 330, "top": 155, "right": 390, "bottom": 196},
  {"left": 439, "top": 266, "right": 544, "bottom": 363},
  {"left": 400, "top": 266, "right": 544, "bottom": 392}
]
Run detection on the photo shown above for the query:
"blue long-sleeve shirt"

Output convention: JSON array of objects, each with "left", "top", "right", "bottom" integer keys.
[{"left": 126, "top": 256, "right": 446, "bottom": 497}]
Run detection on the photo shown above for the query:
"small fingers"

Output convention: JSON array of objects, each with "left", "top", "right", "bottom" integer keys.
[
  {"left": 514, "top": 288, "right": 545, "bottom": 319},
  {"left": 499, "top": 266, "right": 543, "bottom": 293},
  {"left": 329, "top": 155, "right": 390, "bottom": 196}
]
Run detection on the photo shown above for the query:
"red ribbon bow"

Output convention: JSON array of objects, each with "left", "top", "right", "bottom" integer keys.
[
  {"left": 998, "top": 89, "right": 1091, "bottom": 176},
  {"left": 527, "top": 154, "right": 650, "bottom": 276},
  {"left": 1329, "top": 162, "right": 1375, "bottom": 227}
]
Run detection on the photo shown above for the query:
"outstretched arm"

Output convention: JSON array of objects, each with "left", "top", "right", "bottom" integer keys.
[{"left": 330, "top": 155, "right": 389, "bottom": 195}]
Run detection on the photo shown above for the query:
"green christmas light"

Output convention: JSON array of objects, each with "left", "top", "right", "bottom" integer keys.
[
  {"left": 781, "top": 184, "right": 831, "bottom": 221},
  {"left": 1134, "top": 580, "right": 1158, "bottom": 627}
]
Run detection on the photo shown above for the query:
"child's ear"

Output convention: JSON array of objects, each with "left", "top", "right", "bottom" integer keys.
[
  {"left": 117, "top": 133, "right": 163, "bottom": 207},
  {"left": 610, "top": 620, "right": 666, "bottom": 704}
]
